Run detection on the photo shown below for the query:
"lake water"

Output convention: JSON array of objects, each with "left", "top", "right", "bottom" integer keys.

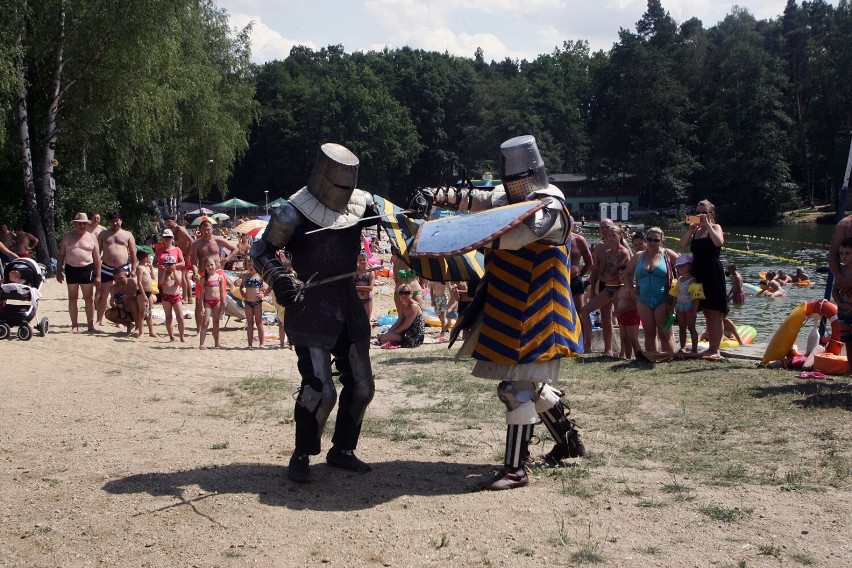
[
  {"left": 704, "top": 223, "right": 834, "bottom": 348},
  {"left": 610, "top": 222, "right": 836, "bottom": 349}
]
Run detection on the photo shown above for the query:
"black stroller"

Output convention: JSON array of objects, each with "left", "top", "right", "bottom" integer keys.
[{"left": 0, "top": 257, "right": 48, "bottom": 340}]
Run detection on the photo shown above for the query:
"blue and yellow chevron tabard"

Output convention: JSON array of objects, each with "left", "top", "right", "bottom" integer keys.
[{"left": 468, "top": 243, "right": 583, "bottom": 364}]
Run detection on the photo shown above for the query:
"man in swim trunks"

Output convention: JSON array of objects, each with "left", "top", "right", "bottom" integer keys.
[
  {"left": 190, "top": 220, "right": 235, "bottom": 330},
  {"left": 96, "top": 212, "right": 137, "bottom": 326},
  {"left": 57, "top": 213, "right": 102, "bottom": 333},
  {"left": 164, "top": 215, "right": 195, "bottom": 304}
]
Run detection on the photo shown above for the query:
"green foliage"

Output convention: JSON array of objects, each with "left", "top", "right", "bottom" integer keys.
[
  {"left": 3, "top": 1, "right": 850, "bottom": 228},
  {"left": 54, "top": 168, "right": 120, "bottom": 226}
]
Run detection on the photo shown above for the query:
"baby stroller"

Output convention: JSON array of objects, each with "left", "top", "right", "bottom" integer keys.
[{"left": 0, "top": 257, "right": 48, "bottom": 340}]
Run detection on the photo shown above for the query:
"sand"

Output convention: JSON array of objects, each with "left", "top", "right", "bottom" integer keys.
[{"left": 0, "top": 276, "right": 849, "bottom": 567}]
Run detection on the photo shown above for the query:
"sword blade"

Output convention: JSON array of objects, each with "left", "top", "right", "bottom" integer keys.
[
  {"left": 303, "top": 210, "right": 412, "bottom": 235},
  {"left": 303, "top": 266, "right": 381, "bottom": 289}
]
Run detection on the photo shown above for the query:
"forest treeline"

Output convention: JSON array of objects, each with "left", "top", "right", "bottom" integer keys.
[{"left": 1, "top": 0, "right": 851, "bottom": 269}]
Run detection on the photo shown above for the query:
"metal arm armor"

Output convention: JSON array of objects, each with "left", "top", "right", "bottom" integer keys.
[
  {"left": 523, "top": 196, "right": 565, "bottom": 238},
  {"left": 430, "top": 185, "right": 493, "bottom": 213},
  {"left": 249, "top": 204, "right": 305, "bottom": 306}
]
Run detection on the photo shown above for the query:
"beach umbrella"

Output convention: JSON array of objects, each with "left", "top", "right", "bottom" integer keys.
[
  {"left": 211, "top": 212, "right": 230, "bottom": 220},
  {"left": 246, "top": 226, "right": 266, "bottom": 238},
  {"left": 267, "top": 197, "right": 288, "bottom": 209},
  {"left": 186, "top": 207, "right": 214, "bottom": 215},
  {"left": 212, "top": 197, "right": 258, "bottom": 219},
  {"left": 191, "top": 215, "right": 217, "bottom": 227},
  {"left": 233, "top": 219, "right": 267, "bottom": 234}
]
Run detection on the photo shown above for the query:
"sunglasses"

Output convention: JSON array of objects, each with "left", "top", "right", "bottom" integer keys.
[
  {"left": 646, "top": 238, "right": 661, "bottom": 242},
  {"left": 398, "top": 291, "right": 412, "bottom": 296}
]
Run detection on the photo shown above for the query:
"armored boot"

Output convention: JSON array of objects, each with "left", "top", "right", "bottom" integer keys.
[{"left": 287, "top": 450, "right": 312, "bottom": 484}]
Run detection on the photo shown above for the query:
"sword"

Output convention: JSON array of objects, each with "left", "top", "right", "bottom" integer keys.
[
  {"left": 302, "top": 265, "right": 382, "bottom": 289},
  {"left": 303, "top": 210, "right": 412, "bottom": 235}
]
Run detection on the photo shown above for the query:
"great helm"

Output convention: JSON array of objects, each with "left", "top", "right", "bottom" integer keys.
[
  {"left": 306, "top": 143, "right": 359, "bottom": 213},
  {"left": 500, "top": 135, "right": 549, "bottom": 204}
]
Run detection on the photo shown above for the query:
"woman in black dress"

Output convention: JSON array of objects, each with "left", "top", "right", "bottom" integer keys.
[{"left": 679, "top": 200, "right": 728, "bottom": 360}]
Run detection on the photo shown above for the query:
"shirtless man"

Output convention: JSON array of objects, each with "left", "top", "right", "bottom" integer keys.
[
  {"left": 189, "top": 220, "right": 234, "bottom": 328},
  {"left": 13, "top": 228, "right": 39, "bottom": 258},
  {"left": 96, "top": 212, "right": 137, "bottom": 326},
  {"left": 568, "top": 225, "right": 593, "bottom": 327},
  {"left": 87, "top": 213, "right": 106, "bottom": 237},
  {"left": 56, "top": 213, "right": 101, "bottom": 333},
  {"left": 164, "top": 215, "right": 195, "bottom": 304}
]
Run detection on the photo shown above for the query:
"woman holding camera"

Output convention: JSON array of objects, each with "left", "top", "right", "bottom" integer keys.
[{"left": 679, "top": 200, "right": 728, "bottom": 360}]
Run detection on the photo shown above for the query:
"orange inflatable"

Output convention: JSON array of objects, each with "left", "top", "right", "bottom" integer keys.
[
  {"left": 804, "top": 300, "right": 843, "bottom": 355},
  {"left": 813, "top": 352, "right": 848, "bottom": 375}
]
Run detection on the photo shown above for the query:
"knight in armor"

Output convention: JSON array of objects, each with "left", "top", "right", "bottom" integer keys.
[
  {"left": 411, "top": 135, "right": 587, "bottom": 490},
  {"left": 251, "top": 143, "right": 378, "bottom": 484}
]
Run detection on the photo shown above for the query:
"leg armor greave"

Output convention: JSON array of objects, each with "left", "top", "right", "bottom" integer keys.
[
  {"left": 497, "top": 381, "right": 539, "bottom": 468},
  {"left": 293, "top": 347, "right": 339, "bottom": 455},
  {"left": 330, "top": 337, "right": 375, "bottom": 451},
  {"left": 504, "top": 424, "right": 534, "bottom": 469},
  {"left": 535, "top": 384, "right": 586, "bottom": 460}
]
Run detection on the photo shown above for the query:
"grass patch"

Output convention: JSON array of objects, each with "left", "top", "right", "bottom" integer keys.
[
  {"left": 210, "top": 442, "right": 229, "bottom": 450},
  {"left": 698, "top": 505, "right": 752, "bottom": 523}
]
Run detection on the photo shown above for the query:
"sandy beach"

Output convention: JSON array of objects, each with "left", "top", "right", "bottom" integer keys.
[{"left": 0, "top": 275, "right": 849, "bottom": 567}]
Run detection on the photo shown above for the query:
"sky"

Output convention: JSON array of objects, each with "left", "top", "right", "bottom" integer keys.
[{"left": 217, "top": 0, "right": 795, "bottom": 64}]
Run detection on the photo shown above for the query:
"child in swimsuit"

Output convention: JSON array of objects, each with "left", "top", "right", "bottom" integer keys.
[
  {"left": 615, "top": 266, "right": 643, "bottom": 360},
  {"left": 669, "top": 254, "right": 705, "bottom": 353},
  {"left": 726, "top": 263, "right": 745, "bottom": 305},
  {"left": 135, "top": 249, "right": 158, "bottom": 338},
  {"left": 239, "top": 257, "right": 269, "bottom": 349},
  {"left": 353, "top": 252, "right": 375, "bottom": 320},
  {"left": 158, "top": 255, "right": 186, "bottom": 342},
  {"left": 198, "top": 255, "right": 226, "bottom": 349}
]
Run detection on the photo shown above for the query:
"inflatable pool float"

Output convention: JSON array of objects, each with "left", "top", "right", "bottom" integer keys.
[
  {"left": 698, "top": 325, "right": 757, "bottom": 349},
  {"left": 761, "top": 300, "right": 842, "bottom": 366},
  {"left": 743, "top": 283, "right": 760, "bottom": 293}
]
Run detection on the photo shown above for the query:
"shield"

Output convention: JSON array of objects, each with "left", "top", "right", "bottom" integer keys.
[
  {"left": 412, "top": 201, "right": 545, "bottom": 258},
  {"left": 374, "top": 196, "right": 484, "bottom": 283}
]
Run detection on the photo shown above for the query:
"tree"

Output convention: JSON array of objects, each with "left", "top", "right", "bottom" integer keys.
[
  {"left": 1, "top": 1, "right": 255, "bottom": 267},
  {"left": 698, "top": 8, "right": 795, "bottom": 223},
  {"left": 589, "top": 2, "right": 697, "bottom": 207}
]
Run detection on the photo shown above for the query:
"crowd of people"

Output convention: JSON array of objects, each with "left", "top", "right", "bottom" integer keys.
[
  {"left": 567, "top": 200, "right": 731, "bottom": 361},
  {"left": 3, "top": 134, "right": 848, "bottom": 490}
]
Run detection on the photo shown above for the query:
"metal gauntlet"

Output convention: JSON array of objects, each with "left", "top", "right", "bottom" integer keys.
[{"left": 249, "top": 204, "right": 305, "bottom": 306}]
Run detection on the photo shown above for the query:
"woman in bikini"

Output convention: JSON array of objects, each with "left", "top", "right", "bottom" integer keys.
[
  {"left": 158, "top": 255, "right": 186, "bottom": 342},
  {"left": 581, "top": 226, "right": 631, "bottom": 356},
  {"left": 625, "top": 226, "right": 679, "bottom": 354},
  {"left": 353, "top": 252, "right": 376, "bottom": 320},
  {"left": 198, "top": 255, "right": 226, "bottom": 349},
  {"left": 239, "top": 257, "right": 269, "bottom": 349},
  {"left": 376, "top": 283, "right": 425, "bottom": 348}
]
